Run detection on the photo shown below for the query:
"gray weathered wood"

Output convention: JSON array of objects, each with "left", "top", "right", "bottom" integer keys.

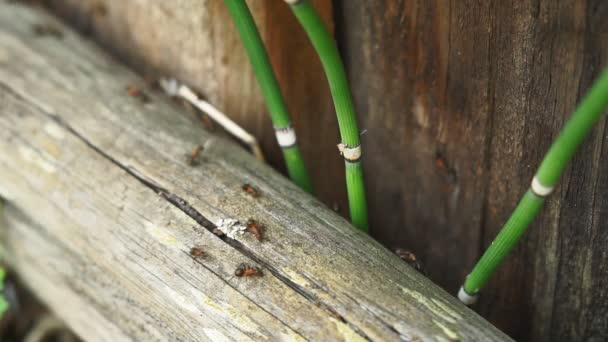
[{"left": 0, "top": 3, "right": 510, "bottom": 341}]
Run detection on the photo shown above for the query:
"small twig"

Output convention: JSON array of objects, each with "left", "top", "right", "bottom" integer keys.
[
  {"left": 160, "top": 78, "right": 265, "bottom": 161},
  {"left": 24, "top": 314, "right": 68, "bottom": 342}
]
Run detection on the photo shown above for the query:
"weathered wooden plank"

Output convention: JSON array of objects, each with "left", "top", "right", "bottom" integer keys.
[
  {"left": 0, "top": 3, "right": 510, "bottom": 342},
  {"left": 337, "top": 0, "right": 608, "bottom": 341}
]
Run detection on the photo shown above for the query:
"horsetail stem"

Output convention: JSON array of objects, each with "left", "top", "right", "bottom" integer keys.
[
  {"left": 0, "top": 267, "right": 7, "bottom": 316},
  {"left": 460, "top": 68, "right": 608, "bottom": 304},
  {"left": 0, "top": 198, "right": 8, "bottom": 316},
  {"left": 286, "top": 0, "right": 369, "bottom": 232},
  {"left": 223, "top": 0, "right": 313, "bottom": 193}
]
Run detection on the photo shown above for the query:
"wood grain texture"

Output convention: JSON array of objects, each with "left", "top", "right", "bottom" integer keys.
[
  {"left": 336, "top": 0, "right": 608, "bottom": 341},
  {"left": 41, "top": 0, "right": 349, "bottom": 217},
  {"left": 0, "top": 3, "right": 511, "bottom": 341},
  {"left": 336, "top": 0, "right": 490, "bottom": 300}
]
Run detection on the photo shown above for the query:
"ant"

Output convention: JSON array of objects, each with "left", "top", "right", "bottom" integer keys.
[
  {"left": 188, "top": 145, "right": 204, "bottom": 166},
  {"left": 394, "top": 248, "right": 425, "bottom": 274},
  {"left": 126, "top": 85, "right": 150, "bottom": 103},
  {"left": 190, "top": 246, "right": 207, "bottom": 258},
  {"left": 245, "top": 219, "right": 265, "bottom": 241},
  {"left": 241, "top": 183, "right": 260, "bottom": 198},
  {"left": 234, "top": 264, "right": 263, "bottom": 277}
]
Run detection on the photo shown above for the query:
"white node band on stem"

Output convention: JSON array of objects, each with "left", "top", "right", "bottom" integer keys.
[
  {"left": 337, "top": 143, "right": 362, "bottom": 162},
  {"left": 275, "top": 126, "right": 297, "bottom": 148},
  {"left": 458, "top": 286, "right": 478, "bottom": 306},
  {"left": 531, "top": 176, "right": 554, "bottom": 197}
]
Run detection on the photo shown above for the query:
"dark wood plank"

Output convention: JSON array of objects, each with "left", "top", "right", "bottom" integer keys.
[
  {"left": 479, "top": 1, "right": 608, "bottom": 341},
  {"left": 336, "top": 0, "right": 608, "bottom": 341}
]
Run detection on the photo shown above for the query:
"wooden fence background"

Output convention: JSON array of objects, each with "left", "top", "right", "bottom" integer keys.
[{"left": 31, "top": 0, "right": 608, "bottom": 340}]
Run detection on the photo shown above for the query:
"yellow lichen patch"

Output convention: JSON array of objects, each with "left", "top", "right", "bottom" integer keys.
[
  {"left": 200, "top": 294, "right": 267, "bottom": 339},
  {"left": 18, "top": 145, "right": 56, "bottom": 174},
  {"left": 145, "top": 221, "right": 178, "bottom": 245},
  {"left": 225, "top": 307, "right": 266, "bottom": 338},
  {"left": 203, "top": 328, "right": 233, "bottom": 342},
  {"left": 330, "top": 317, "right": 366, "bottom": 342},
  {"left": 41, "top": 141, "right": 61, "bottom": 158},
  {"left": 433, "top": 320, "right": 460, "bottom": 341},
  {"left": 202, "top": 295, "right": 225, "bottom": 313},
  {"left": 400, "top": 286, "right": 460, "bottom": 324},
  {"left": 279, "top": 332, "right": 308, "bottom": 342},
  {"left": 430, "top": 298, "right": 462, "bottom": 321}
]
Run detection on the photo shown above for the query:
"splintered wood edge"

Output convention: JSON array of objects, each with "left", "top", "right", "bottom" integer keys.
[{"left": 0, "top": 2, "right": 511, "bottom": 341}]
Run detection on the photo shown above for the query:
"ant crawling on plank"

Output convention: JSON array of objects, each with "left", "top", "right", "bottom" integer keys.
[
  {"left": 234, "top": 264, "right": 263, "bottom": 277},
  {"left": 245, "top": 219, "right": 265, "bottom": 242},
  {"left": 394, "top": 248, "right": 425, "bottom": 275}
]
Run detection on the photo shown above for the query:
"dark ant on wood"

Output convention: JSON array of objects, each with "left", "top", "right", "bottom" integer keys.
[
  {"left": 126, "top": 85, "right": 150, "bottom": 103},
  {"left": 245, "top": 219, "right": 265, "bottom": 242},
  {"left": 394, "top": 248, "right": 425, "bottom": 274},
  {"left": 234, "top": 264, "right": 263, "bottom": 277},
  {"left": 190, "top": 246, "right": 207, "bottom": 258},
  {"left": 201, "top": 114, "right": 215, "bottom": 130},
  {"left": 241, "top": 184, "right": 260, "bottom": 198},
  {"left": 188, "top": 145, "right": 204, "bottom": 166}
]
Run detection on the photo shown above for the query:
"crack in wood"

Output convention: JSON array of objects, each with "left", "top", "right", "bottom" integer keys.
[{"left": 34, "top": 106, "right": 373, "bottom": 341}]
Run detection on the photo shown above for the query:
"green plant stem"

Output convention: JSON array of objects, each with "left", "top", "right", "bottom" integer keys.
[
  {"left": 287, "top": 0, "right": 369, "bottom": 232},
  {"left": 223, "top": 0, "right": 313, "bottom": 193},
  {"left": 0, "top": 267, "right": 7, "bottom": 315},
  {"left": 0, "top": 199, "right": 7, "bottom": 316},
  {"left": 463, "top": 68, "right": 608, "bottom": 298},
  {"left": 464, "top": 191, "right": 544, "bottom": 294},
  {"left": 536, "top": 69, "right": 608, "bottom": 186}
]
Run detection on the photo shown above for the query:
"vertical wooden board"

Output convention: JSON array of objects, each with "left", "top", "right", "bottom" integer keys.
[
  {"left": 337, "top": 0, "right": 608, "bottom": 341},
  {"left": 533, "top": 2, "right": 608, "bottom": 341},
  {"left": 42, "top": 0, "right": 346, "bottom": 214},
  {"left": 479, "top": 1, "right": 554, "bottom": 338},
  {"left": 335, "top": 0, "right": 491, "bottom": 293},
  {"left": 480, "top": 1, "right": 608, "bottom": 341}
]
